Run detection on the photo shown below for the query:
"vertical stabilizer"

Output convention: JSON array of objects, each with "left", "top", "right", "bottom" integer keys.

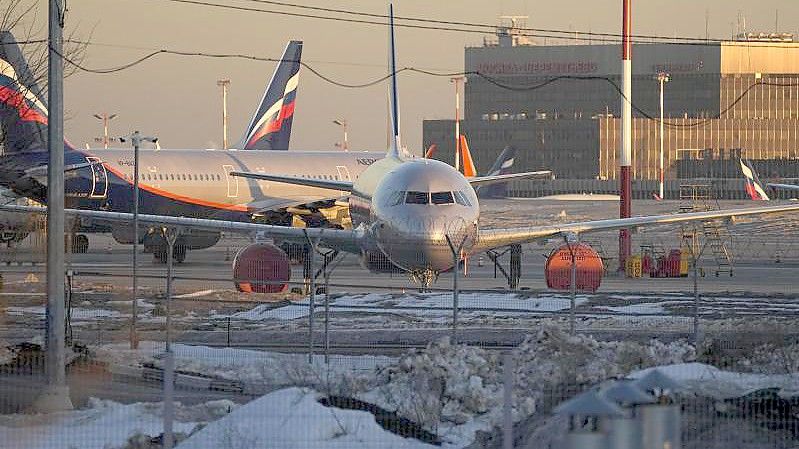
[
  {"left": 238, "top": 41, "right": 302, "bottom": 150},
  {"left": 0, "top": 31, "right": 49, "bottom": 154},
  {"left": 740, "top": 159, "right": 770, "bottom": 200},
  {"left": 459, "top": 135, "right": 477, "bottom": 177},
  {"left": 387, "top": 4, "right": 402, "bottom": 159}
]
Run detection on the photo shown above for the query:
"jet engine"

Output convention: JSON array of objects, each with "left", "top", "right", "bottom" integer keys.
[
  {"left": 233, "top": 243, "right": 291, "bottom": 293},
  {"left": 544, "top": 243, "right": 604, "bottom": 292}
]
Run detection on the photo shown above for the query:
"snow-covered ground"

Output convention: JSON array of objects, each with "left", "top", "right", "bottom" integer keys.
[
  {"left": 176, "top": 388, "right": 435, "bottom": 449},
  {"left": 0, "top": 398, "right": 232, "bottom": 449},
  {"left": 227, "top": 292, "right": 590, "bottom": 322},
  {"left": 95, "top": 341, "right": 396, "bottom": 386}
]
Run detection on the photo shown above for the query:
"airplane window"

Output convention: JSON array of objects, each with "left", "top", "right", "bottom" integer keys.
[
  {"left": 216, "top": 174, "right": 221, "bottom": 180},
  {"left": 192, "top": 174, "right": 197, "bottom": 180},
  {"left": 431, "top": 191, "right": 454, "bottom": 205},
  {"left": 387, "top": 191, "right": 405, "bottom": 206},
  {"left": 405, "top": 191, "right": 429, "bottom": 205},
  {"left": 170, "top": 174, "right": 174, "bottom": 181},
  {"left": 158, "top": 174, "right": 163, "bottom": 181}
]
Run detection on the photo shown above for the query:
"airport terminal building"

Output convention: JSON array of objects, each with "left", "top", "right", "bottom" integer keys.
[{"left": 422, "top": 26, "right": 799, "bottom": 197}]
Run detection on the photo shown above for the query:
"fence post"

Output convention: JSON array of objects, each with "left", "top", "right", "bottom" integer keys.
[{"left": 503, "top": 351, "right": 514, "bottom": 449}]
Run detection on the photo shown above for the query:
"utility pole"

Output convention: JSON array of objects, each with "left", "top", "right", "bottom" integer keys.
[
  {"left": 217, "top": 79, "right": 230, "bottom": 149},
  {"left": 122, "top": 131, "right": 157, "bottom": 350},
  {"left": 657, "top": 73, "right": 670, "bottom": 200},
  {"left": 618, "top": 0, "right": 633, "bottom": 271},
  {"left": 451, "top": 76, "right": 466, "bottom": 172},
  {"left": 333, "top": 119, "right": 348, "bottom": 151},
  {"left": 36, "top": 0, "right": 72, "bottom": 412},
  {"left": 92, "top": 113, "right": 117, "bottom": 149}
]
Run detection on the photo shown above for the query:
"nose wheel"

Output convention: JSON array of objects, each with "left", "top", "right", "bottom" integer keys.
[{"left": 409, "top": 269, "right": 438, "bottom": 292}]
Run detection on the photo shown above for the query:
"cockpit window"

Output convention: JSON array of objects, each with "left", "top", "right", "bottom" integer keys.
[
  {"left": 387, "top": 191, "right": 405, "bottom": 206},
  {"left": 405, "top": 191, "right": 429, "bottom": 204},
  {"left": 453, "top": 191, "right": 472, "bottom": 206},
  {"left": 431, "top": 191, "right": 454, "bottom": 205}
]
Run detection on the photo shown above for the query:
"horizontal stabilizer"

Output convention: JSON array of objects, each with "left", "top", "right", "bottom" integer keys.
[{"left": 229, "top": 171, "right": 353, "bottom": 192}]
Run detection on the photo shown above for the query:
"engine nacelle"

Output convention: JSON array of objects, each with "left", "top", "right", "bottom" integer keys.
[
  {"left": 545, "top": 243, "right": 604, "bottom": 292},
  {"left": 233, "top": 243, "right": 291, "bottom": 293},
  {"left": 359, "top": 250, "right": 403, "bottom": 274}
]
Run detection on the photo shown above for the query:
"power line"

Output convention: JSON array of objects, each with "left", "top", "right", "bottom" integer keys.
[
  {"left": 49, "top": 42, "right": 799, "bottom": 129},
  {"left": 159, "top": 0, "right": 799, "bottom": 48}
]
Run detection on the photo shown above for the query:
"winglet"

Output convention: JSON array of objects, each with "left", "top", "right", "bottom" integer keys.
[{"left": 387, "top": 4, "right": 402, "bottom": 160}]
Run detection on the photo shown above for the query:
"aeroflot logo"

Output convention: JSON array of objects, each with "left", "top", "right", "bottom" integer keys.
[{"left": 357, "top": 158, "right": 378, "bottom": 166}]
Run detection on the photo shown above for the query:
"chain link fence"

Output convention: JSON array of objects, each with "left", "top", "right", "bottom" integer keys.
[{"left": 1, "top": 204, "right": 798, "bottom": 448}]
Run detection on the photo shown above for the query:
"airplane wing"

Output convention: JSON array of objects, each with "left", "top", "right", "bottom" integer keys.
[
  {"left": 474, "top": 203, "right": 799, "bottom": 252},
  {"left": 767, "top": 182, "right": 799, "bottom": 192},
  {"left": 468, "top": 170, "right": 552, "bottom": 187},
  {"left": 0, "top": 205, "right": 363, "bottom": 253},
  {"left": 230, "top": 171, "right": 354, "bottom": 192}
]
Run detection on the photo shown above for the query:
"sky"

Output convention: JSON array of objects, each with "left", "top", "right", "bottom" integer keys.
[{"left": 12, "top": 0, "right": 799, "bottom": 153}]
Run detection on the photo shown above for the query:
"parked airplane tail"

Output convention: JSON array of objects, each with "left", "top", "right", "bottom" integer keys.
[
  {"left": 459, "top": 135, "right": 477, "bottom": 177},
  {"left": 477, "top": 146, "right": 517, "bottom": 198},
  {"left": 239, "top": 40, "right": 302, "bottom": 150},
  {"left": 740, "top": 158, "right": 771, "bottom": 201},
  {"left": 0, "top": 31, "right": 50, "bottom": 154}
]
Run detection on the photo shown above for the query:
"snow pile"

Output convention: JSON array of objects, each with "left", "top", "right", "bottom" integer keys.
[
  {"left": 95, "top": 342, "right": 394, "bottom": 387},
  {"left": 355, "top": 329, "right": 696, "bottom": 447},
  {"left": 630, "top": 362, "right": 799, "bottom": 399},
  {"left": 176, "top": 387, "right": 435, "bottom": 449},
  {"left": 0, "top": 398, "right": 232, "bottom": 449}
]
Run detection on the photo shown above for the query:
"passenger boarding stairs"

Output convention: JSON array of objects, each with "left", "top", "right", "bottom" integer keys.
[{"left": 678, "top": 184, "right": 734, "bottom": 276}]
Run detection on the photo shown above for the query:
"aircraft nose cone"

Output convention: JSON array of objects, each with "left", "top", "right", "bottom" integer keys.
[{"left": 376, "top": 212, "right": 475, "bottom": 271}]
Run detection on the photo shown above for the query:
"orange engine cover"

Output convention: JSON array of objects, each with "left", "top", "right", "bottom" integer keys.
[
  {"left": 233, "top": 243, "right": 291, "bottom": 293},
  {"left": 545, "top": 243, "right": 604, "bottom": 292}
]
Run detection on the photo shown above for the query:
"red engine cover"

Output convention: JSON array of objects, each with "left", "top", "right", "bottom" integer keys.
[
  {"left": 233, "top": 243, "right": 291, "bottom": 293},
  {"left": 545, "top": 243, "right": 604, "bottom": 292}
]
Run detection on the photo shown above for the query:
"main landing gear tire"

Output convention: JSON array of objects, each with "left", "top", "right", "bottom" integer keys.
[
  {"left": 71, "top": 234, "right": 89, "bottom": 254},
  {"left": 153, "top": 244, "right": 187, "bottom": 264}
]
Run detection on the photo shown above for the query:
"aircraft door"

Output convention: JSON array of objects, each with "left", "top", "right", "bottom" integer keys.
[
  {"left": 86, "top": 156, "right": 108, "bottom": 199},
  {"left": 222, "top": 164, "right": 238, "bottom": 198},
  {"left": 335, "top": 166, "right": 351, "bottom": 181}
]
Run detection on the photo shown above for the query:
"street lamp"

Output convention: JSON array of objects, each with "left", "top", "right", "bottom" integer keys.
[
  {"left": 217, "top": 79, "right": 230, "bottom": 149},
  {"left": 92, "top": 113, "right": 117, "bottom": 149},
  {"left": 120, "top": 130, "right": 158, "bottom": 350},
  {"left": 656, "top": 72, "right": 669, "bottom": 200},
  {"left": 333, "top": 119, "right": 348, "bottom": 151}
]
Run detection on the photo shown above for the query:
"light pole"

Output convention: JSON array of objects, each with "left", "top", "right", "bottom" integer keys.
[
  {"left": 450, "top": 76, "right": 466, "bottom": 172},
  {"left": 333, "top": 119, "right": 348, "bottom": 151},
  {"left": 217, "top": 79, "right": 230, "bottom": 149},
  {"left": 92, "top": 113, "right": 117, "bottom": 149},
  {"left": 657, "top": 72, "right": 670, "bottom": 200},
  {"left": 121, "top": 131, "right": 158, "bottom": 350}
]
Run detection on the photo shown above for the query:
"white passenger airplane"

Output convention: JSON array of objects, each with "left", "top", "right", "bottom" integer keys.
[{"left": 4, "top": 5, "right": 799, "bottom": 287}]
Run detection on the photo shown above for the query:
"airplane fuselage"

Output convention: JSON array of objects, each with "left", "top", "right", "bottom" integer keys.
[
  {"left": 349, "top": 156, "right": 480, "bottom": 275},
  {"left": 0, "top": 147, "right": 385, "bottom": 222}
]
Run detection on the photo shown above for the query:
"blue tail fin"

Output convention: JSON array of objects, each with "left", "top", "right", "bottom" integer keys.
[
  {"left": 478, "top": 146, "right": 517, "bottom": 198},
  {"left": 0, "top": 31, "right": 49, "bottom": 154},
  {"left": 238, "top": 41, "right": 302, "bottom": 150}
]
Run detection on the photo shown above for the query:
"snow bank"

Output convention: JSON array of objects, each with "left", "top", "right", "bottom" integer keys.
[
  {"left": 629, "top": 362, "right": 799, "bottom": 399},
  {"left": 176, "top": 387, "right": 435, "bottom": 449},
  {"left": 95, "top": 342, "right": 395, "bottom": 388},
  {"left": 231, "top": 292, "right": 588, "bottom": 322},
  {"left": 0, "top": 398, "right": 231, "bottom": 449}
]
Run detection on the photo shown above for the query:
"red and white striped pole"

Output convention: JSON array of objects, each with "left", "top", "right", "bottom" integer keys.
[{"left": 619, "top": 0, "right": 633, "bottom": 270}]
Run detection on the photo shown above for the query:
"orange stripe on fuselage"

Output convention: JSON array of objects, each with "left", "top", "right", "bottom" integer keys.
[{"left": 101, "top": 161, "right": 250, "bottom": 212}]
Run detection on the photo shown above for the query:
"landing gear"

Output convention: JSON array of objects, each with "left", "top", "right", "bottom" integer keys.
[
  {"left": 409, "top": 269, "right": 438, "bottom": 292},
  {"left": 153, "top": 243, "right": 186, "bottom": 263},
  {"left": 72, "top": 234, "right": 89, "bottom": 254}
]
